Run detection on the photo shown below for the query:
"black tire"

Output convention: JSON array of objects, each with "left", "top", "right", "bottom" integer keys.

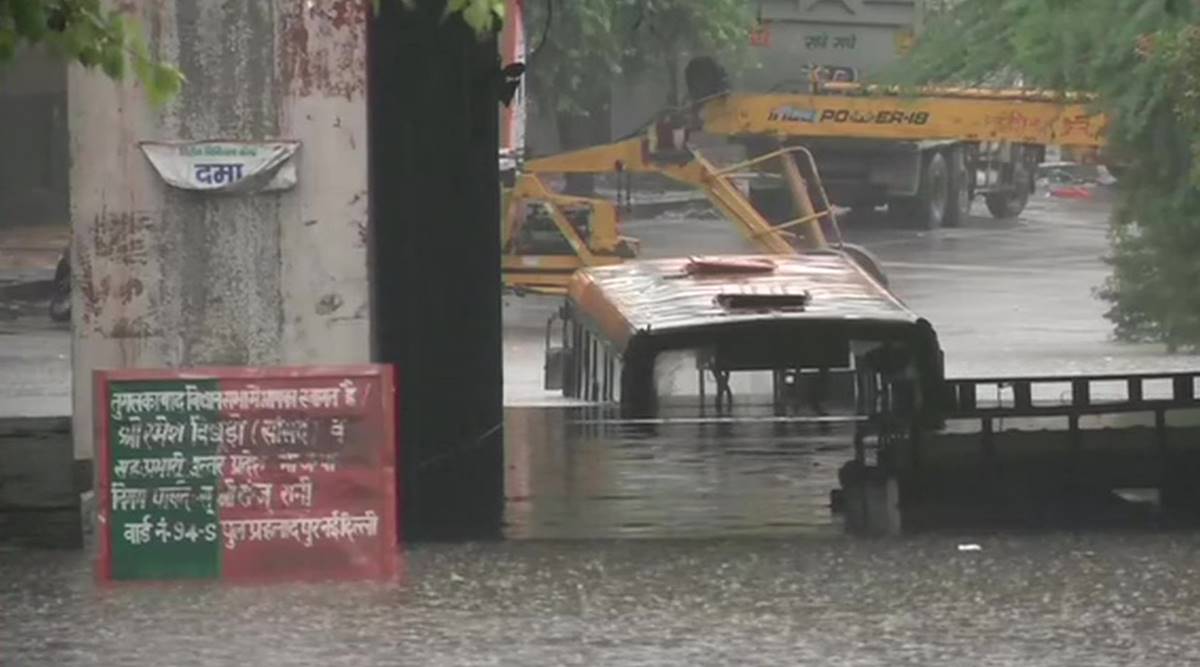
[
  {"left": 893, "top": 151, "right": 961, "bottom": 230},
  {"left": 985, "top": 164, "right": 1031, "bottom": 219},
  {"left": 915, "top": 151, "right": 950, "bottom": 230},
  {"left": 984, "top": 186, "right": 1030, "bottom": 219},
  {"left": 838, "top": 243, "right": 888, "bottom": 287},
  {"left": 944, "top": 147, "right": 971, "bottom": 228}
]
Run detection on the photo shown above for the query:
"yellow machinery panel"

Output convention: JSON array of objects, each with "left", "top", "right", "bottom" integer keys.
[{"left": 701, "top": 89, "right": 1109, "bottom": 148}]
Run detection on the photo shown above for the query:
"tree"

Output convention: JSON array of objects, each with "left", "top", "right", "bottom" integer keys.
[
  {"left": 0, "top": 0, "right": 183, "bottom": 103},
  {"left": 391, "top": 0, "right": 507, "bottom": 35},
  {"left": 522, "top": 0, "right": 753, "bottom": 184},
  {"left": 6, "top": 0, "right": 500, "bottom": 107},
  {"left": 889, "top": 0, "right": 1200, "bottom": 350}
]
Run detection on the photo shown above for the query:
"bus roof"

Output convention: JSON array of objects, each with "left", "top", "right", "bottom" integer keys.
[{"left": 566, "top": 253, "right": 921, "bottom": 351}]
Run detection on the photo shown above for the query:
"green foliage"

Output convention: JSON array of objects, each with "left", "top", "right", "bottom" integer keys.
[
  {"left": 0, "top": 1, "right": 184, "bottom": 105},
  {"left": 525, "top": 0, "right": 753, "bottom": 120},
  {"left": 892, "top": 0, "right": 1200, "bottom": 350},
  {"left": 385, "top": 0, "right": 507, "bottom": 36}
]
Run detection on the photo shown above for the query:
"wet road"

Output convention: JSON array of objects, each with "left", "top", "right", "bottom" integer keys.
[
  {"left": 0, "top": 307, "right": 69, "bottom": 418},
  {"left": 8, "top": 193, "right": 1200, "bottom": 665},
  {"left": 7, "top": 530, "right": 1200, "bottom": 665}
]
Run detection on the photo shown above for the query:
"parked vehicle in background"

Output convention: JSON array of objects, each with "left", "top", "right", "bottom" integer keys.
[{"left": 722, "top": 0, "right": 1106, "bottom": 228}]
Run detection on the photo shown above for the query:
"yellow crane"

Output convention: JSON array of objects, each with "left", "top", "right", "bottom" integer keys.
[
  {"left": 502, "top": 80, "right": 1109, "bottom": 292},
  {"left": 501, "top": 121, "right": 870, "bottom": 295}
]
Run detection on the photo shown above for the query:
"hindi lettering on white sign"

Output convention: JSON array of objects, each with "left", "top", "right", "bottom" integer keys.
[{"left": 139, "top": 141, "right": 301, "bottom": 193}]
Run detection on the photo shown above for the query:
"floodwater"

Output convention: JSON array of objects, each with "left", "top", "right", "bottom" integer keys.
[
  {"left": 6, "top": 405, "right": 1200, "bottom": 666},
  {"left": 8, "top": 195, "right": 1200, "bottom": 665}
]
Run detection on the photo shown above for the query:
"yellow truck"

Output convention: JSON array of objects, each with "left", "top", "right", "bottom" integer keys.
[
  {"left": 699, "top": 80, "right": 1108, "bottom": 229},
  {"left": 688, "top": 1, "right": 1108, "bottom": 229}
]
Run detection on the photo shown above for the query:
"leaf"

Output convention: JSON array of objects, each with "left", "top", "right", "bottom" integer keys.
[
  {"left": 10, "top": 0, "right": 47, "bottom": 41},
  {"left": 0, "top": 28, "right": 15, "bottom": 62},
  {"left": 147, "top": 63, "right": 184, "bottom": 107},
  {"left": 462, "top": 0, "right": 493, "bottom": 34},
  {"left": 100, "top": 44, "right": 124, "bottom": 80}
]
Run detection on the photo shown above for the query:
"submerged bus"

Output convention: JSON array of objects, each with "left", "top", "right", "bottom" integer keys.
[{"left": 543, "top": 252, "right": 948, "bottom": 430}]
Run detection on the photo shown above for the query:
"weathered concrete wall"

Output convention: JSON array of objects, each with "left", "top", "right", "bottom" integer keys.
[{"left": 68, "top": 2, "right": 370, "bottom": 461}]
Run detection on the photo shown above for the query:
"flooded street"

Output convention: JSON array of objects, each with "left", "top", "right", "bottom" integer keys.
[
  {"left": 504, "top": 408, "right": 851, "bottom": 539},
  {"left": 8, "top": 529, "right": 1200, "bottom": 665},
  {"left": 8, "top": 195, "right": 1200, "bottom": 665}
]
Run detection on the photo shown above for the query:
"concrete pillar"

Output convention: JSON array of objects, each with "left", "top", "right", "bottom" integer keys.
[
  {"left": 368, "top": 1, "right": 505, "bottom": 538},
  {"left": 69, "top": 2, "right": 370, "bottom": 463}
]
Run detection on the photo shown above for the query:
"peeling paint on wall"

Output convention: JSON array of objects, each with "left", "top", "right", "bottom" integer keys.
[
  {"left": 280, "top": 0, "right": 368, "bottom": 100},
  {"left": 70, "top": 0, "right": 371, "bottom": 463},
  {"left": 91, "top": 211, "right": 152, "bottom": 266}
]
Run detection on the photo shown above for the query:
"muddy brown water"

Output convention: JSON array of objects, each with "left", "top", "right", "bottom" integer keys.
[{"left": 5, "top": 405, "right": 1200, "bottom": 666}]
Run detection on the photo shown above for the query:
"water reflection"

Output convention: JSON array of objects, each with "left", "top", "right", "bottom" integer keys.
[
  {"left": 504, "top": 405, "right": 854, "bottom": 539},
  {"left": 4, "top": 406, "right": 1200, "bottom": 666},
  {"left": 503, "top": 403, "right": 1200, "bottom": 540}
]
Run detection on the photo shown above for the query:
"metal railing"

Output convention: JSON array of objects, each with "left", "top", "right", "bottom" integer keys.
[{"left": 944, "top": 371, "right": 1200, "bottom": 418}]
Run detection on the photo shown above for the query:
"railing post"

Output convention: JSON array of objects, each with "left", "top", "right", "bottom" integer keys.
[
  {"left": 1014, "top": 381, "right": 1032, "bottom": 410},
  {"left": 981, "top": 416, "right": 995, "bottom": 464},
  {"left": 1127, "top": 377, "right": 1143, "bottom": 404},
  {"left": 1072, "top": 379, "right": 1090, "bottom": 407},
  {"left": 958, "top": 382, "right": 976, "bottom": 411},
  {"left": 1174, "top": 375, "right": 1195, "bottom": 403}
]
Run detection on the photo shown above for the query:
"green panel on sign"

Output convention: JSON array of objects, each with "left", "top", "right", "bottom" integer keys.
[{"left": 108, "top": 379, "right": 222, "bottom": 580}]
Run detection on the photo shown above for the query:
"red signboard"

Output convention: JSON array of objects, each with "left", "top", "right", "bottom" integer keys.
[{"left": 95, "top": 364, "right": 399, "bottom": 582}]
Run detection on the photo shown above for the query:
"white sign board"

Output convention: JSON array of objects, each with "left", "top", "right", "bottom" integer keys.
[{"left": 139, "top": 141, "right": 301, "bottom": 193}]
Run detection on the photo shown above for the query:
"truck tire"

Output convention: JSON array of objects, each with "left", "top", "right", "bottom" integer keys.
[
  {"left": 945, "top": 146, "right": 971, "bottom": 227},
  {"left": 984, "top": 187, "right": 1030, "bottom": 219},
  {"left": 894, "top": 150, "right": 964, "bottom": 230},
  {"left": 985, "top": 163, "right": 1031, "bottom": 219},
  {"left": 918, "top": 151, "right": 949, "bottom": 229}
]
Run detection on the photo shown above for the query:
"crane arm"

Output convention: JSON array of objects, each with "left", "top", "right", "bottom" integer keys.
[{"left": 520, "top": 134, "right": 831, "bottom": 255}]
